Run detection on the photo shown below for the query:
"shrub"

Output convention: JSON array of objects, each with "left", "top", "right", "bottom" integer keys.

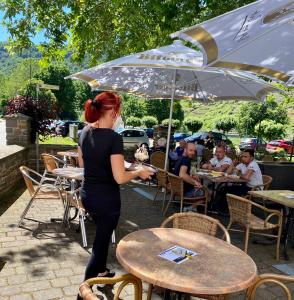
[
  {"left": 142, "top": 116, "right": 157, "bottom": 128},
  {"left": 161, "top": 118, "right": 180, "bottom": 129},
  {"left": 183, "top": 117, "right": 203, "bottom": 133},
  {"left": 5, "top": 95, "right": 59, "bottom": 142},
  {"left": 126, "top": 116, "right": 142, "bottom": 127},
  {"left": 215, "top": 118, "right": 237, "bottom": 133}
]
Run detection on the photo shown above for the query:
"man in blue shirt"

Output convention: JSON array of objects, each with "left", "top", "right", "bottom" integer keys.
[{"left": 174, "top": 143, "right": 204, "bottom": 198}]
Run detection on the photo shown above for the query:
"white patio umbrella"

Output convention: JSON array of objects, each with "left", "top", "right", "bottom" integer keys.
[
  {"left": 66, "top": 40, "right": 280, "bottom": 170},
  {"left": 171, "top": 0, "right": 294, "bottom": 85}
]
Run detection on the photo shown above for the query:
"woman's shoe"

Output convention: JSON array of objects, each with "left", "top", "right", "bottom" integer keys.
[{"left": 97, "top": 268, "right": 116, "bottom": 289}]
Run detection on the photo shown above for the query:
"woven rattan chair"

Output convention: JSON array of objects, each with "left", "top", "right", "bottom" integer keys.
[
  {"left": 146, "top": 213, "right": 230, "bottom": 300},
  {"left": 153, "top": 168, "right": 170, "bottom": 212},
  {"left": 246, "top": 273, "right": 294, "bottom": 300},
  {"left": 262, "top": 155, "right": 274, "bottom": 162},
  {"left": 226, "top": 194, "right": 283, "bottom": 260},
  {"left": 203, "top": 148, "right": 213, "bottom": 163},
  {"left": 278, "top": 157, "right": 288, "bottom": 161},
  {"left": 162, "top": 173, "right": 209, "bottom": 216},
  {"left": 150, "top": 151, "right": 166, "bottom": 169},
  {"left": 79, "top": 274, "right": 142, "bottom": 300},
  {"left": 18, "top": 166, "right": 65, "bottom": 227}
]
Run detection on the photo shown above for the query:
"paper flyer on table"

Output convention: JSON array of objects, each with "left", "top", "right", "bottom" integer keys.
[
  {"left": 159, "top": 245, "right": 198, "bottom": 264},
  {"left": 279, "top": 193, "right": 294, "bottom": 199}
]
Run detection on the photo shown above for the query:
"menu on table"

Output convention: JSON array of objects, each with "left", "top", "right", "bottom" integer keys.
[{"left": 159, "top": 245, "right": 198, "bottom": 264}]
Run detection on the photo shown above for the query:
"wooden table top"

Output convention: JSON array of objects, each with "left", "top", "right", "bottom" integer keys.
[
  {"left": 52, "top": 167, "right": 84, "bottom": 181},
  {"left": 116, "top": 228, "right": 257, "bottom": 295},
  {"left": 249, "top": 190, "right": 294, "bottom": 209},
  {"left": 57, "top": 151, "right": 79, "bottom": 158}
]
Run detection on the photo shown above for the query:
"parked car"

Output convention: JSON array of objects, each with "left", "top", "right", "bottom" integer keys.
[
  {"left": 239, "top": 137, "right": 267, "bottom": 151},
  {"left": 56, "top": 121, "right": 85, "bottom": 137},
  {"left": 144, "top": 128, "right": 154, "bottom": 139},
  {"left": 185, "top": 131, "right": 233, "bottom": 146},
  {"left": 266, "top": 140, "right": 294, "bottom": 154},
  {"left": 118, "top": 128, "right": 149, "bottom": 148},
  {"left": 173, "top": 132, "right": 191, "bottom": 142}
]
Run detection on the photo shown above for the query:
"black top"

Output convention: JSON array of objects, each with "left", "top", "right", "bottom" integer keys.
[
  {"left": 174, "top": 156, "right": 193, "bottom": 193},
  {"left": 78, "top": 125, "right": 124, "bottom": 189}
]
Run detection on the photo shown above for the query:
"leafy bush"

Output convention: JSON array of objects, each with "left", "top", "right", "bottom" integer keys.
[
  {"left": 142, "top": 116, "right": 157, "bottom": 128},
  {"left": 183, "top": 117, "right": 203, "bottom": 133},
  {"left": 5, "top": 95, "right": 58, "bottom": 142},
  {"left": 215, "top": 118, "right": 237, "bottom": 133},
  {"left": 254, "top": 120, "right": 286, "bottom": 141},
  {"left": 161, "top": 118, "right": 180, "bottom": 129},
  {"left": 126, "top": 116, "right": 142, "bottom": 127}
]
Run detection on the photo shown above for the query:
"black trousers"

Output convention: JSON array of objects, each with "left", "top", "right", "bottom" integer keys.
[{"left": 84, "top": 211, "right": 120, "bottom": 280}]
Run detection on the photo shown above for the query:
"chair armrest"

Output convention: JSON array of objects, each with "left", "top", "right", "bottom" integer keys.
[
  {"left": 251, "top": 201, "right": 282, "bottom": 214},
  {"left": 264, "top": 212, "right": 282, "bottom": 227},
  {"left": 251, "top": 184, "right": 265, "bottom": 191}
]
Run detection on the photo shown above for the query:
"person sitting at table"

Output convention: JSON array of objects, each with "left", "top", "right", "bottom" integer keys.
[
  {"left": 175, "top": 139, "right": 186, "bottom": 157},
  {"left": 202, "top": 144, "right": 232, "bottom": 172},
  {"left": 77, "top": 92, "right": 154, "bottom": 300},
  {"left": 174, "top": 143, "right": 204, "bottom": 211}
]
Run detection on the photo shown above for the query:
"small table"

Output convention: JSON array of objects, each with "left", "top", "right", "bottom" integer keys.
[
  {"left": 249, "top": 190, "right": 294, "bottom": 260},
  {"left": 57, "top": 150, "right": 79, "bottom": 167},
  {"left": 116, "top": 228, "right": 257, "bottom": 296}
]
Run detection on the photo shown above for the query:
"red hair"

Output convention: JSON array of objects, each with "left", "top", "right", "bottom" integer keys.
[{"left": 84, "top": 91, "right": 121, "bottom": 123}]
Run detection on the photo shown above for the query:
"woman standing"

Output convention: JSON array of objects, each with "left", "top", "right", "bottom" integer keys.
[{"left": 77, "top": 92, "right": 153, "bottom": 298}]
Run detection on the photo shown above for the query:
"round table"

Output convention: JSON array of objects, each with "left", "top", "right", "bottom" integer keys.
[
  {"left": 52, "top": 167, "right": 84, "bottom": 181},
  {"left": 57, "top": 150, "right": 79, "bottom": 158},
  {"left": 116, "top": 228, "right": 257, "bottom": 296}
]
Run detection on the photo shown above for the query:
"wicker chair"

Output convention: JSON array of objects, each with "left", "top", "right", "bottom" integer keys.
[
  {"left": 203, "top": 148, "right": 213, "bottom": 163},
  {"left": 150, "top": 151, "right": 166, "bottom": 169},
  {"left": 278, "top": 157, "right": 288, "bottom": 161},
  {"left": 79, "top": 274, "right": 142, "bottom": 300},
  {"left": 262, "top": 155, "right": 274, "bottom": 162},
  {"left": 162, "top": 173, "right": 209, "bottom": 216},
  {"left": 161, "top": 212, "right": 230, "bottom": 243},
  {"left": 146, "top": 213, "right": 230, "bottom": 300},
  {"left": 246, "top": 273, "right": 294, "bottom": 300},
  {"left": 226, "top": 194, "right": 283, "bottom": 260},
  {"left": 18, "top": 166, "right": 65, "bottom": 227},
  {"left": 153, "top": 168, "right": 170, "bottom": 212}
]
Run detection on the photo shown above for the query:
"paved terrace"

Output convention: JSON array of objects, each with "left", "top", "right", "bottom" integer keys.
[{"left": 0, "top": 182, "right": 293, "bottom": 300}]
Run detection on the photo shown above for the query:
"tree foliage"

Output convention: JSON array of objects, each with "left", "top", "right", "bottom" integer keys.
[
  {"left": 254, "top": 120, "right": 286, "bottom": 141},
  {"left": 237, "top": 98, "right": 289, "bottom": 136},
  {"left": 121, "top": 94, "right": 147, "bottom": 121},
  {"left": 141, "top": 116, "right": 158, "bottom": 128},
  {"left": 0, "top": 0, "right": 256, "bottom": 63},
  {"left": 126, "top": 116, "right": 142, "bottom": 127},
  {"left": 161, "top": 118, "right": 180, "bottom": 129},
  {"left": 215, "top": 118, "right": 237, "bottom": 133},
  {"left": 5, "top": 95, "right": 58, "bottom": 142},
  {"left": 184, "top": 117, "right": 203, "bottom": 133}
]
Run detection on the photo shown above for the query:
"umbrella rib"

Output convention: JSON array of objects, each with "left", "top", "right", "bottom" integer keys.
[
  {"left": 192, "top": 70, "right": 208, "bottom": 102},
  {"left": 205, "top": 20, "right": 289, "bottom": 69}
]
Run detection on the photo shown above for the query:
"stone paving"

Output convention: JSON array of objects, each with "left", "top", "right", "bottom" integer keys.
[{"left": 0, "top": 182, "right": 294, "bottom": 299}]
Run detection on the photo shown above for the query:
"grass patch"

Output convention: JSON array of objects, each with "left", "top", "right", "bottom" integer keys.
[{"left": 39, "top": 135, "right": 77, "bottom": 145}]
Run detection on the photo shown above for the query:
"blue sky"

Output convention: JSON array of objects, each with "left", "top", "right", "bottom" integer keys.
[{"left": 0, "top": 10, "right": 45, "bottom": 44}]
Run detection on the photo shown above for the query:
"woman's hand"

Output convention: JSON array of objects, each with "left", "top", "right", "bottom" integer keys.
[
  {"left": 194, "top": 180, "right": 202, "bottom": 188},
  {"left": 138, "top": 168, "right": 154, "bottom": 180}
]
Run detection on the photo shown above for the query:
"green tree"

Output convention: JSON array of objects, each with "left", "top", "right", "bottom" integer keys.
[
  {"left": 35, "top": 64, "right": 77, "bottom": 119},
  {"left": 0, "top": 1, "right": 255, "bottom": 63},
  {"left": 73, "top": 80, "right": 96, "bottom": 112},
  {"left": 215, "top": 118, "right": 237, "bottom": 133},
  {"left": 142, "top": 116, "right": 158, "bottom": 128},
  {"left": 126, "top": 116, "right": 142, "bottom": 127},
  {"left": 184, "top": 117, "right": 203, "bottom": 133},
  {"left": 237, "top": 98, "right": 289, "bottom": 136},
  {"left": 254, "top": 120, "right": 286, "bottom": 141},
  {"left": 121, "top": 94, "right": 147, "bottom": 121},
  {"left": 161, "top": 118, "right": 180, "bottom": 129}
]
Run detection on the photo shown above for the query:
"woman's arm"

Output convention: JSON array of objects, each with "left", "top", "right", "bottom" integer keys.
[
  {"left": 111, "top": 154, "right": 154, "bottom": 184},
  {"left": 78, "top": 146, "right": 84, "bottom": 168}
]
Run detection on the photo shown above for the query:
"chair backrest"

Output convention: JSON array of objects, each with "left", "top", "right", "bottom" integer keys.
[
  {"left": 167, "top": 173, "right": 183, "bottom": 198},
  {"left": 246, "top": 273, "right": 294, "bottom": 300},
  {"left": 262, "top": 155, "right": 274, "bottom": 162},
  {"left": 161, "top": 212, "right": 230, "bottom": 243},
  {"left": 41, "top": 153, "right": 60, "bottom": 172},
  {"left": 262, "top": 175, "right": 273, "bottom": 190},
  {"left": 156, "top": 168, "right": 169, "bottom": 189},
  {"left": 278, "top": 157, "right": 288, "bottom": 161},
  {"left": 226, "top": 194, "right": 252, "bottom": 227},
  {"left": 150, "top": 151, "right": 166, "bottom": 169},
  {"left": 203, "top": 148, "right": 213, "bottom": 162},
  {"left": 19, "top": 166, "right": 39, "bottom": 196}
]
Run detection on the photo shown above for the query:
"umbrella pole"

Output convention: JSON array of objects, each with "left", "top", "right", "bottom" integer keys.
[{"left": 164, "top": 69, "right": 177, "bottom": 170}]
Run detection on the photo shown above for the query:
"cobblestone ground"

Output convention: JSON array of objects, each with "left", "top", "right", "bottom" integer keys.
[{"left": 0, "top": 182, "right": 293, "bottom": 299}]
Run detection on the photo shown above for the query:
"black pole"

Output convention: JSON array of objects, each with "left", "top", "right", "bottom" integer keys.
[{"left": 290, "top": 131, "right": 294, "bottom": 162}]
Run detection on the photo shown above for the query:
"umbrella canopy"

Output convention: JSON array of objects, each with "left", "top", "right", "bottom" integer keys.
[
  {"left": 171, "top": 0, "right": 294, "bottom": 85},
  {"left": 66, "top": 40, "right": 280, "bottom": 169}
]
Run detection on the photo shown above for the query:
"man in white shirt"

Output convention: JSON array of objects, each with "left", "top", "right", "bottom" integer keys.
[{"left": 202, "top": 145, "right": 232, "bottom": 172}]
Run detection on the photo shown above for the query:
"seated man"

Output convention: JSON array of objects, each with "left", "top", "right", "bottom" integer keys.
[
  {"left": 202, "top": 145, "right": 232, "bottom": 172},
  {"left": 174, "top": 143, "right": 204, "bottom": 204}
]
